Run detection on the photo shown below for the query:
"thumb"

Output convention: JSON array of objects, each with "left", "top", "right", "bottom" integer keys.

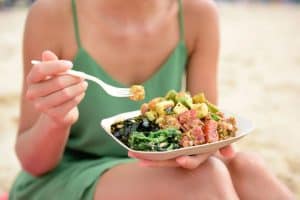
[
  {"left": 219, "top": 144, "right": 235, "bottom": 158},
  {"left": 176, "top": 152, "right": 212, "bottom": 170},
  {"left": 42, "top": 50, "right": 58, "bottom": 61}
]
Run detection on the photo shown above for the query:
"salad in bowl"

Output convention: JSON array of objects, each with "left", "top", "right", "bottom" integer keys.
[{"left": 106, "top": 90, "right": 240, "bottom": 152}]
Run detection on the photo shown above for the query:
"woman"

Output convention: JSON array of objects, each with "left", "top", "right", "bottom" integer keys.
[{"left": 10, "top": 0, "right": 294, "bottom": 199}]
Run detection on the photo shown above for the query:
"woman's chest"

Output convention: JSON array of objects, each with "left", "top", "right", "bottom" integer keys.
[{"left": 62, "top": 15, "right": 182, "bottom": 85}]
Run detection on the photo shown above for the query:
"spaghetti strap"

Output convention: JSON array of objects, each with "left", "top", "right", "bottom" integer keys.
[
  {"left": 178, "top": 0, "right": 185, "bottom": 41},
  {"left": 71, "top": 0, "right": 82, "bottom": 48}
]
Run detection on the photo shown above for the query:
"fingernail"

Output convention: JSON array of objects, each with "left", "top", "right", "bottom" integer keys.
[{"left": 61, "top": 60, "right": 73, "bottom": 68}]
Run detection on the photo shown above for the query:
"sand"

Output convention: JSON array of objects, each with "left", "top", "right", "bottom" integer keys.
[{"left": 0, "top": 3, "right": 299, "bottom": 197}]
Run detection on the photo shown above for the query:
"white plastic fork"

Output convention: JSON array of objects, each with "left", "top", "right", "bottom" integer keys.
[{"left": 31, "top": 60, "right": 132, "bottom": 97}]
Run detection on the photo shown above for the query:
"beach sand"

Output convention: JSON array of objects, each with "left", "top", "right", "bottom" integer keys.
[{"left": 0, "top": 3, "right": 299, "bottom": 197}]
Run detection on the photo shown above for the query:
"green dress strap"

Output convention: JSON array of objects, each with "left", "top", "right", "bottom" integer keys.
[
  {"left": 178, "top": 0, "right": 185, "bottom": 41},
  {"left": 71, "top": 0, "right": 82, "bottom": 48}
]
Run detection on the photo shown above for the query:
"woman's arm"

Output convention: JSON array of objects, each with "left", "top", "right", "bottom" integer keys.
[
  {"left": 16, "top": 2, "right": 87, "bottom": 176},
  {"left": 185, "top": 0, "right": 219, "bottom": 104}
]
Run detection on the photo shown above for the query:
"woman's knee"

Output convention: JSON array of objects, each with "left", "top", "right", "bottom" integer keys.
[
  {"left": 197, "top": 157, "right": 232, "bottom": 180},
  {"left": 158, "top": 158, "right": 238, "bottom": 200},
  {"left": 227, "top": 152, "right": 266, "bottom": 176},
  {"left": 94, "top": 159, "right": 238, "bottom": 200},
  {"left": 188, "top": 157, "right": 238, "bottom": 200},
  {"left": 227, "top": 152, "right": 295, "bottom": 199}
]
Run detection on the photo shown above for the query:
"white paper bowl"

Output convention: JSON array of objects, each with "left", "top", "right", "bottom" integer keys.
[{"left": 101, "top": 110, "right": 254, "bottom": 161}]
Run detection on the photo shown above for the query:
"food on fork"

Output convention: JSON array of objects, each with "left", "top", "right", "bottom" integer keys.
[
  {"left": 129, "top": 85, "right": 145, "bottom": 101},
  {"left": 111, "top": 90, "right": 237, "bottom": 151}
]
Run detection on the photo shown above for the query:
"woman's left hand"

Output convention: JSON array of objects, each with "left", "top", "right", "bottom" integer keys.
[{"left": 128, "top": 145, "right": 235, "bottom": 170}]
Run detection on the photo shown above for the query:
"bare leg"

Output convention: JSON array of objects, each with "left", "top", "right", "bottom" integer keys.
[
  {"left": 226, "top": 152, "right": 295, "bottom": 200},
  {"left": 94, "top": 157, "right": 239, "bottom": 200}
]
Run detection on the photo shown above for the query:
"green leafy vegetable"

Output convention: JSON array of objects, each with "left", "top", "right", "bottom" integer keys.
[{"left": 128, "top": 128, "right": 181, "bottom": 151}]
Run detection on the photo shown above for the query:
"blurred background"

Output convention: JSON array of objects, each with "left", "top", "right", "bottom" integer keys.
[{"left": 0, "top": 0, "right": 299, "bottom": 198}]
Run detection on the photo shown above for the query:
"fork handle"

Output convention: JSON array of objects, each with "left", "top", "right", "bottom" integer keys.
[
  {"left": 31, "top": 60, "right": 100, "bottom": 83},
  {"left": 64, "top": 70, "right": 90, "bottom": 79},
  {"left": 63, "top": 70, "right": 105, "bottom": 86}
]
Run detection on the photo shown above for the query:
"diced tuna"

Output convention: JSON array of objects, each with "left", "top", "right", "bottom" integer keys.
[{"left": 203, "top": 120, "right": 219, "bottom": 143}]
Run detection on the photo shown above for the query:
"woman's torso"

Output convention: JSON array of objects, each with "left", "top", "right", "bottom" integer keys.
[
  {"left": 61, "top": 0, "right": 189, "bottom": 159},
  {"left": 59, "top": 0, "right": 193, "bottom": 85}
]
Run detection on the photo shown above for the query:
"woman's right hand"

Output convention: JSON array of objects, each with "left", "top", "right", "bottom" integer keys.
[{"left": 26, "top": 50, "right": 88, "bottom": 127}]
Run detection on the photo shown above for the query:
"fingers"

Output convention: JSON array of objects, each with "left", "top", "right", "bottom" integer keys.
[
  {"left": 139, "top": 159, "right": 179, "bottom": 168},
  {"left": 42, "top": 50, "right": 58, "bottom": 61},
  {"left": 129, "top": 148, "right": 234, "bottom": 170},
  {"left": 33, "top": 81, "right": 88, "bottom": 112},
  {"left": 46, "top": 93, "right": 85, "bottom": 125},
  {"left": 176, "top": 152, "right": 214, "bottom": 170},
  {"left": 128, "top": 152, "right": 179, "bottom": 168},
  {"left": 219, "top": 144, "right": 236, "bottom": 158},
  {"left": 25, "top": 51, "right": 87, "bottom": 127},
  {"left": 26, "top": 75, "right": 83, "bottom": 100},
  {"left": 27, "top": 60, "right": 73, "bottom": 84},
  {"left": 128, "top": 151, "right": 215, "bottom": 169}
]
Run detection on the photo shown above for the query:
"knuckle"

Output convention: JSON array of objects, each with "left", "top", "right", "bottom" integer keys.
[
  {"left": 73, "top": 96, "right": 82, "bottom": 104},
  {"left": 75, "top": 82, "right": 87, "bottom": 93},
  {"left": 47, "top": 109, "right": 66, "bottom": 125},
  {"left": 55, "top": 77, "right": 65, "bottom": 88},
  {"left": 79, "top": 86, "right": 86, "bottom": 93},
  {"left": 79, "top": 82, "right": 86, "bottom": 91},
  {"left": 51, "top": 111, "right": 75, "bottom": 126},
  {"left": 34, "top": 64, "right": 43, "bottom": 76},
  {"left": 25, "top": 90, "right": 35, "bottom": 100},
  {"left": 61, "top": 88, "right": 71, "bottom": 99},
  {"left": 67, "top": 96, "right": 82, "bottom": 110}
]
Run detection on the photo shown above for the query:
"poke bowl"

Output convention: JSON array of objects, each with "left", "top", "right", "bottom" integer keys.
[{"left": 101, "top": 90, "right": 254, "bottom": 161}]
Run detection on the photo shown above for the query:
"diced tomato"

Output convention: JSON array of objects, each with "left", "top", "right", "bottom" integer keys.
[{"left": 203, "top": 120, "right": 219, "bottom": 143}]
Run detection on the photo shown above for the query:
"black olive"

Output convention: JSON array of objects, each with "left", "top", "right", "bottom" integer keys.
[
  {"left": 113, "top": 131, "right": 121, "bottom": 138},
  {"left": 111, "top": 116, "right": 160, "bottom": 147}
]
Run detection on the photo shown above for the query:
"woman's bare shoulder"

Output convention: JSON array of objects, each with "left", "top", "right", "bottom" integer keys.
[
  {"left": 28, "top": 0, "right": 69, "bottom": 22},
  {"left": 183, "top": 0, "right": 218, "bottom": 20},
  {"left": 182, "top": 0, "right": 219, "bottom": 52},
  {"left": 24, "top": 0, "right": 72, "bottom": 56}
]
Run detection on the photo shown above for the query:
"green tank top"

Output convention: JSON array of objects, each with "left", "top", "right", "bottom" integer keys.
[{"left": 65, "top": 0, "right": 188, "bottom": 159}]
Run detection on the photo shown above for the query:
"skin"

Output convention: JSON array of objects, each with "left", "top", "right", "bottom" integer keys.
[{"left": 16, "top": 0, "right": 295, "bottom": 199}]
